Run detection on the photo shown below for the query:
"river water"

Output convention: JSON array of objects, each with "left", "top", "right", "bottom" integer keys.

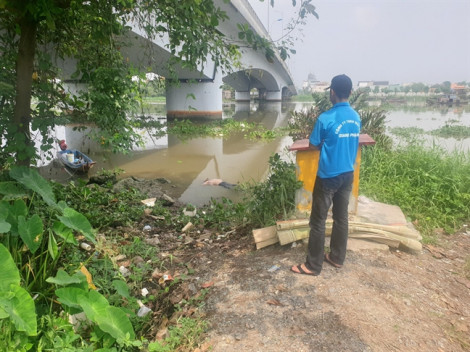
[{"left": 39, "top": 101, "right": 470, "bottom": 206}]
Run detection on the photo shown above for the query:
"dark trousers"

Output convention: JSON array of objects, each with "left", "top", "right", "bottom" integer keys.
[{"left": 305, "top": 172, "right": 353, "bottom": 274}]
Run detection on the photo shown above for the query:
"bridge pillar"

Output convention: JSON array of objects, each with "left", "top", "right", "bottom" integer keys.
[
  {"left": 265, "top": 90, "right": 282, "bottom": 101},
  {"left": 235, "top": 91, "right": 250, "bottom": 102},
  {"left": 166, "top": 74, "right": 223, "bottom": 119}
]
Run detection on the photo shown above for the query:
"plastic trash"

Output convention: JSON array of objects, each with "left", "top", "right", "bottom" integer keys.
[
  {"left": 267, "top": 265, "right": 281, "bottom": 272},
  {"left": 183, "top": 207, "right": 197, "bottom": 217},
  {"left": 137, "top": 300, "right": 152, "bottom": 317},
  {"left": 80, "top": 242, "right": 92, "bottom": 251},
  {"left": 182, "top": 222, "right": 194, "bottom": 232},
  {"left": 143, "top": 225, "right": 151, "bottom": 231},
  {"left": 119, "top": 265, "right": 130, "bottom": 277}
]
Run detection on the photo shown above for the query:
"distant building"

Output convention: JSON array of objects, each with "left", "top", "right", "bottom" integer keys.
[
  {"left": 310, "top": 81, "right": 329, "bottom": 93},
  {"left": 357, "top": 81, "right": 389, "bottom": 90},
  {"left": 373, "top": 81, "right": 389, "bottom": 87},
  {"left": 302, "top": 73, "right": 329, "bottom": 93},
  {"left": 357, "top": 81, "right": 373, "bottom": 88},
  {"left": 451, "top": 83, "right": 468, "bottom": 95}
]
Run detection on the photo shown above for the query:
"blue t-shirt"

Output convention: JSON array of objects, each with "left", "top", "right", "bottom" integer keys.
[{"left": 309, "top": 102, "right": 361, "bottom": 178}]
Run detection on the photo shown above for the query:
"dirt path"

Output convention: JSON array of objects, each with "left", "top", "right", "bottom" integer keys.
[
  {"left": 185, "top": 230, "right": 470, "bottom": 352},
  {"left": 126, "top": 179, "right": 469, "bottom": 351}
]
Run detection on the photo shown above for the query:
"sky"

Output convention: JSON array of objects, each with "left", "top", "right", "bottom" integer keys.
[{"left": 247, "top": 0, "right": 470, "bottom": 87}]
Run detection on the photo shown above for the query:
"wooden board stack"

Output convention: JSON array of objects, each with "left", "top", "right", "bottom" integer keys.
[{"left": 253, "top": 219, "right": 422, "bottom": 253}]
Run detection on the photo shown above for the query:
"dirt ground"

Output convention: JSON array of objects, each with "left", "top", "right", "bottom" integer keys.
[
  {"left": 121, "top": 178, "right": 470, "bottom": 352},
  {"left": 182, "top": 227, "right": 470, "bottom": 352}
]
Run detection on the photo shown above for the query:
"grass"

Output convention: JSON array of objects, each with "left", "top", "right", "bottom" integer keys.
[
  {"left": 360, "top": 140, "right": 470, "bottom": 240},
  {"left": 147, "top": 317, "right": 208, "bottom": 352}
]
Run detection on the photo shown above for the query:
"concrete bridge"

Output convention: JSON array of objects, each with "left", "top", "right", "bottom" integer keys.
[{"left": 118, "top": 0, "right": 297, "bottom": 118}]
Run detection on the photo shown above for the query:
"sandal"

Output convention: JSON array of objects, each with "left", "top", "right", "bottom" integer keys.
[
  {"left": 324, "top": 252, "right": 343, "bottom": 268},
  {"left": 291, "top": 263, "right": 319, "bottom": 276}
]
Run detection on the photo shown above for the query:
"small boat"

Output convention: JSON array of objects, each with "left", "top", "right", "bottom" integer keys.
[
  {"left": 57, "top": 149, "right": 96, "bottom": 173},
  {"left": 57, "top": 140, "right": 95, "bottom": 173}
]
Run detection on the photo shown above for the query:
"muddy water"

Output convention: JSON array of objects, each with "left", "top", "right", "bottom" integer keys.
[
  {"left": 41, "top": 101, "right": 299, "bottom": 206},
  {"left": 386, "top": 105, "right": 470, "bottom": 152},
  {"left": 39, "top": 102, "right": 470, "bottom": 206}
]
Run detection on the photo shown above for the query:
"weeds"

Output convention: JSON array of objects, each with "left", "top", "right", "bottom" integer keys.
[
  {"left": 239, "top": 153, "right": 302, "bottom": 228},
  {"left": 360, "top": 139, "right": 470, "bottom": 239},
  {"left": 167, "top": 119, "right": 278, "bottom": 141},
  {"left": 147, "top": 317, "right": 208, "bottom": 352},
  {"left": 431, "top": 124, "right": 470, "bottom": 140},
  {"left": 55, "top": 178, "right": 146, "bottom": 229},
  {"left": 197, "top": 198, "right": 246, "bottom": 231},
  {"left": 390, "top": 127, "right": 426, "bottom": 140}
]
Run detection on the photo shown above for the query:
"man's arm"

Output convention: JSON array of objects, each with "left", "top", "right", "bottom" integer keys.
[{"left": 309, "top": 142, "right": 320, "bottom": 150}]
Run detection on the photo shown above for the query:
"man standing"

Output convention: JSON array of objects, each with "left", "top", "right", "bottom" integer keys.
[{"left": 291, "top": 74, "right": 361, "bottom": 276}]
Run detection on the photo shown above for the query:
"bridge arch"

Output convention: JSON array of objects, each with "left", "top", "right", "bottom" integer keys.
[{"left": 223, "top": 68, "right": 286, "bottom": 102}]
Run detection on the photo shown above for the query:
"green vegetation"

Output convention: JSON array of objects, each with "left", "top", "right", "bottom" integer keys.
[
  {"left": 431, "top": 124, "right": 470, "bottom": 140},
  {"left": 0, "top": 0, "right": 240, "bottom": 165},
  {"left": 0, "top": 0, "right": 318, "bottom": 167},
  {"left": 287, "top": 90, "right": 391, "bottom": 146},
  {"left": 1, "top": 79, "right": 469, "bottom": 349},
  {"left": 167, "top": 118, "right": 284, "bottom": 142},
  {"left": 360, "top": 140, "right": 470, "bottom": 239},
  {"left": 239, "top": 153, "right": 303, "bottom": 227},
  {"left": 0, "top": 152, "right": 303, "bottom": 350},
  {"left": 291, "top": 94, "right": 314, "bottom": 102},
  {"left": 390, "top": 124, "right": 470, "bottom": 141},
  {"left": 390, "top": 127, "right": 426, "bottom": 140},
  {"left": 147, "top": 318, "right": 208, "bottom": 352},
  {"left": 141, "top": 96, "right": 166, "bottom": 104},
  {"left": 288, "top": 90, "right": 470, "bottom": 240}
]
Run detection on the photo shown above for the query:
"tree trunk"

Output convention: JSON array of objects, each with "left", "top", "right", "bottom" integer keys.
[{"left": 13, "top": 14, "right": 37, "bottom": 166}]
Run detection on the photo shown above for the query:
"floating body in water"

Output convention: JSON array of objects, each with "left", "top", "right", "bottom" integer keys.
[{"left": 202, "top": 178, "right": 236, "bottom": 189}]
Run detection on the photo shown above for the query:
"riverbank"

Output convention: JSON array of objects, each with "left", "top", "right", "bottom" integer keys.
[
  {"left": 104, "top": 176, "right": 469, "bottom": 351},
  {"left": 118, "top": 177, "right": 470, "bottom": 351}
]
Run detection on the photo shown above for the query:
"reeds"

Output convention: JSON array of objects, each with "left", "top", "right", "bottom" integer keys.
[{"left": 360, "top": 140, "right": 470, "bottom": 239}]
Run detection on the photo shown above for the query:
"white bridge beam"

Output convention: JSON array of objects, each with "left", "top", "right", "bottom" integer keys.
[{"left": 58, "top": 0, "right": 297, "bottom": 119}]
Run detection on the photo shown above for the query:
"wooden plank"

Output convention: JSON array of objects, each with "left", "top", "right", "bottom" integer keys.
[
  {"left": 255, "top": 236, "right": 279, "bottom": 250},
  {"left": 277, "top": 228, "right": 309, "bottom": 246},
  {"left": 276, "top": 218, "right": 309, "bottom": 231},
  {"left": 276, "top": 219, "right": 421, "bottom": 240},
  {"left": 252, "top": 226, "right": 277, "bottom": 243},
  {"left": 277, "top": 225, "right": 422, "bottom": 253}
]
